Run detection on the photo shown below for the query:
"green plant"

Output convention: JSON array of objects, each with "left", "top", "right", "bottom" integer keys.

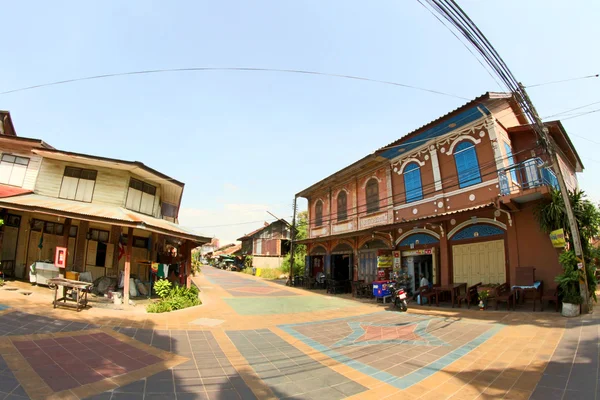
[
  {"left": 478, "top": 290, "right": 490, "bottom": 302},
  {"left": 146, "top": 284, "right": 201, "bottom": 313},
  {"left": 154, "top": 279, "right": 172, "bottom": 299},
  {"left": 0, "top": 279, "right": 4, "bottom": 286},
  {"left": 244, "top": 256, "right": 253, "bottom": 269},
  {"left": 556, "top": 250, "right": 584, "bottom": 304}
]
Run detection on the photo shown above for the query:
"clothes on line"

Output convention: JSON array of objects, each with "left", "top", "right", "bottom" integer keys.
[{"left": 151, "top": 263, "right": 170, "bottom": 278}]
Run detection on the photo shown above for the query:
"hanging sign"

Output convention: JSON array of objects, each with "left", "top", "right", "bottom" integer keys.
[
  {"left": 54, "top": 247, "right": 67, "bottom": 269},
  {"left": 393, "top": 251, "right": 401, "bottom": 270},
  {"left": 377, "top": 254, "right": 393, "bottom": 269},
  {"left": 550, "top": 229, "right": 566, "bottom": 248}
]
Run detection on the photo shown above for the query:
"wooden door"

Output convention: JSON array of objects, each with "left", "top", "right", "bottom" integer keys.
[{"left": 452, "top": 240, "right": 505, "bottom": 286}]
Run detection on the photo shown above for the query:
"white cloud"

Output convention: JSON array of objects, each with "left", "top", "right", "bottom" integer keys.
[
  {"left": 178, "top": 202, "right": 292, "bottom": 245},
  {"left": 223, "top": 182, "right": 238, "bottom": 191}
]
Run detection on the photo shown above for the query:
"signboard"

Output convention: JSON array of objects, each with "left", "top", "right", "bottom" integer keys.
[
  {"left": 402, "top": 248, "right": 432, "bottom": 257},
  {"left": 550, "top": 229, "right": 566, "bottom": 248},
  {"left": 54, "top": 247, "right": 67, "bottom": 269},
  {"left": 377, "top": 254, "right": 393, "bottom": 269},
  {"left": 393, "top": 251, "right": 401, "bottom": 271}
]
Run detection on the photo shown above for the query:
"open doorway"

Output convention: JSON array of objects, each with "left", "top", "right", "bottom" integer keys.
[
  {"left": 332, "top": 254, "right": 351, "bottom": 281},
  {"left": 403, "top": 253, "right": 434, "bottom": 292}
]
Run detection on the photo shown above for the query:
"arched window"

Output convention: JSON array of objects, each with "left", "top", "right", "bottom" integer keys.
[
  {"left": 337, "top": 191, "right": 348, "bottom": 221},
  {"left": 454, "top": 141, "right": 482, "bottom": 188},
  {"left": 315, "top": 200, "right": 323, "bottom": 227},
  {"left": 403, "top": 162, "right": 423, "bottom": 203},
  {"left": 366, "top": 179, "right": 379, "bottom": 213}
]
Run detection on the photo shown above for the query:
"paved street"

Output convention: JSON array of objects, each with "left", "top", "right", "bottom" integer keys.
[{"left": 0, "top": 267, "right": 595, "bottom": 399}]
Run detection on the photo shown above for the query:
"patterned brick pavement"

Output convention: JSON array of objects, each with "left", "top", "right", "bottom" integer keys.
[{"left": 0, "top": 267, "right": 590, "bottom": 399}]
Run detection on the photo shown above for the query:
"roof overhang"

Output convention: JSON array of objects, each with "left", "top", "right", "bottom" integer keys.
[
  {"left": 508, "top": 121, "right": 583, "bottom": 172},
  {"left": 0, "top": 193, "right": 210, "bottom": 244},
  {"left": 296, "top": 92, "right": 516, "bottom": 199}
]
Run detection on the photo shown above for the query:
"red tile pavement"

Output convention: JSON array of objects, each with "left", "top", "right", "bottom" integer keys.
[{"left": 12, "top": 332, "right": 166, "bottom": 392}]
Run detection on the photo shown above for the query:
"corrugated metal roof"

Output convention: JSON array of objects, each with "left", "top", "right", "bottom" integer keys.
[
  {"left": 0, "top": 185, "right": 32, "bottom": 198},
  {"left": 0, "top": 193, "right": 210, "bottom": 243}
]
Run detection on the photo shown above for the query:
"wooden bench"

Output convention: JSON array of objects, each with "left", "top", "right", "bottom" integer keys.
[
  {"left": 541, "top": 286, "right": 560, "bottom": 312},
  {"left": 495, "top": 283, "right": 515, "bottom": 311},
  {"left": 458, "top": 282, "right": 481, "bottom": 309},
  {"left": 418, "top": 285, "right": 437, "bottom": 306}
]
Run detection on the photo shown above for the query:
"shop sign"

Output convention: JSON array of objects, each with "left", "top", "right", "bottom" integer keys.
[
  {"left": 393, "top": 251, "right": 401, "bottom": 270},
  {"left": 377, "top": 254, "right": 393, "bottom": 268},
  {"left": 402, "top": 248, "right": 433, "bottom": 256},
  {"left": 550, "top": 229, "right": 566, "bottom": 248}
]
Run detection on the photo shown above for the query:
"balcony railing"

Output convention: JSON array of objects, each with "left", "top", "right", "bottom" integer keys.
[{"left": 498, "top": 157, "right": 559, "bottom": 196}]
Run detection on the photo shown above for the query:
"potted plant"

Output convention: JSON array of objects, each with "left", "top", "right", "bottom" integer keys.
[
  {"left": 478, "top": 290, "right": 490, "bottom": 310},
  {"left": 556, "top": 251, "right": 583, "bottom": 317}
]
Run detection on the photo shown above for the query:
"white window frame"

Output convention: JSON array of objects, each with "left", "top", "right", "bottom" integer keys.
[
  {"left": 126, "top": 178, "right": 157, "bottom": 215},
  {"left": 0, "top": 154, "right": 29, "bottom": 187},
  {"left": 58, "top": 167, "right": 97, "bottom": 202}
]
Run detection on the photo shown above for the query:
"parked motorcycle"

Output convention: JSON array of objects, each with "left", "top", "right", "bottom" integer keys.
[{"left": 389, "top": 281, "right": 408, "bottom": 312}]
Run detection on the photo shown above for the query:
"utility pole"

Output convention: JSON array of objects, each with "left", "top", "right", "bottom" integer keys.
[
  {"left": 519, "top": 84, "right": 589, "bottom": 312},
  {"left": 287, "top": 199, "right": 298, "bottom": 286}
]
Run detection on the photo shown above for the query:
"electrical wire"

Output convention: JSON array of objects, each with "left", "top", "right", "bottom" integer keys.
[
  {"left": 0, "top": 67, "right": 468, "bottom": 100},
  {"left": 303, "top": 144, "right": 542, "bottom": 226},
  {"left": 560, "top": 108, "right": 600, "bottom": 121},
  {"left": 527, "top": 74, "right": 599, "bottom": 88},
  {"left": 542, "top": 100, "right": 600, "bottom": 120}
]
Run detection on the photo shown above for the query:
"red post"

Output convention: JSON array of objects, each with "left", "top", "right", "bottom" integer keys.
[{"left": 123, "top": 227, "right": 134, "bottom": 305}]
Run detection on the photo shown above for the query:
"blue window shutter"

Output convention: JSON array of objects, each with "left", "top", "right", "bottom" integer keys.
[
  {"left": 404, "top": 163, "right": 423, "bottom": 203},
  {"left": 454, "top": 142, "right": 482, "bottom": 188}
]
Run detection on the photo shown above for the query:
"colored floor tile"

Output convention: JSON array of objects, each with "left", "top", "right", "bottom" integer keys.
[
  {"left": 227, "top": 329, "right": 367, "bottom": 399},
  {"left": 224, "top": 295, "right": 357, "bottom": 315},
  {"left": 0, "top": 311, "right": 95, "bottom": 336},
  {"left": 106, "top": 328, "right": 257, "bottom": 400},
  {"left": 280, "top": 311, "right": 502, "bottom": 389},
  {"left": 202, "top": 267, "right": 298, "bottom": 297}
]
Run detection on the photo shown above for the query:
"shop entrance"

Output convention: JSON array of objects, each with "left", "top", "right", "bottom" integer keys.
[
  {"left": 401, "top": 248, "right": 437, "bottom": 292},
  {"left": 332, "top": 254, "right": 351, "bottom": 281}
]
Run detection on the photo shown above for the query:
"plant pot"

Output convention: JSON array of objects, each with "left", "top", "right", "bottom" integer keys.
[{"left": 561, "top": 302, "right": 580, "bottom": 317}]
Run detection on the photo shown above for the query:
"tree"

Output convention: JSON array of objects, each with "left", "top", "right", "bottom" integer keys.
[
  {"left": 535, "top": 189, "right": 600, "bottom": 300},
  {"left": 282, "top": 211, "right": 307, "bottom": 276}
]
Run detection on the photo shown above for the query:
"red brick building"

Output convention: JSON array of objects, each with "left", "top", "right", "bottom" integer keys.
[{"left": 296, "top": 92, "right": 582, "bottom": 293}]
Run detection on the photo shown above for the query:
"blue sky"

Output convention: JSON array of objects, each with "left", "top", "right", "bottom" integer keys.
[{"left": 1, "top": 1, "right": 598, "bottom": 244}]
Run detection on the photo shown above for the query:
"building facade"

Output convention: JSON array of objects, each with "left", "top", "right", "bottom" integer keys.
[
  {"left": 296, "top": 93, "right": 582, "bottom": 292},
  {"left": 237, "top": 220, "right": 292, "bottom": 269},
  {"left": 0, "top": 111, "right": 210, "bottom": 299}
]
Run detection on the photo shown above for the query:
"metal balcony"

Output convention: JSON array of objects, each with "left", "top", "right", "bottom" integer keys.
[{"left": 498, "top": 157, "right": 559, "bottom": 196}]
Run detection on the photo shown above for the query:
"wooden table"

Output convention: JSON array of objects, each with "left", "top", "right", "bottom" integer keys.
[
  {"left": 48, "top": 278, "right": 92, "bottom": 312},
  {"left": 435, "top": 283, "right": 467, "bottom": 308}
]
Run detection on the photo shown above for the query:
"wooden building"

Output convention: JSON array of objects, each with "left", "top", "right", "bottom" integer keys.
[
  {"left": 296, "top": 92, "right": 582, "bottom": 292},
  {"left": 237, "top": 220, "right": 292, "bottom": 269},
  {"left": 0, "top": 111, "right": 210, "bottom": 303}
]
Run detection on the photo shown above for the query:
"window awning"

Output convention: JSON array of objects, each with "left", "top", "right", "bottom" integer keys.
[{"left": 0, "top": 192, "right": 210, "bottom": 244}]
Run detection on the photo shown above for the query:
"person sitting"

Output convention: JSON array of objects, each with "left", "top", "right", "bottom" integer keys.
[{"left": 420, "top": 273, "right": 430, "bottom": 288}]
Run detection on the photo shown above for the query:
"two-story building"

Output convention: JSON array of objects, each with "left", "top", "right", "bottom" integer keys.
[
  {"left": 0, "top": 111, "right": 210, "bottom": 299},
  {"left": 237, "top": 219, "right": 292, "bottom": 269},
  {"left": 296, "top": 92, "right": 582, "bottom": 293}
]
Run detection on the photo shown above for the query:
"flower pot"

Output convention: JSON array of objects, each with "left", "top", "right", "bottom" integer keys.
[{"left": 561, "top": 302, "right": 580, "bottom": 317}]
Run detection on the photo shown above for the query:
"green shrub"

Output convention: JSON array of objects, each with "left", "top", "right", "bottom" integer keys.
[
  {"left": 0, "top": 279, "right": 4, "bottom": 286},
  {"left": 146, "top": 283, "right": 201, "bottom": 313},
  {"left": 154, "top": 279, "right": 172, "bottom": 299}
]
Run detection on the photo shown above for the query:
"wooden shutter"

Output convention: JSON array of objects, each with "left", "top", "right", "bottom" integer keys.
[
  {"left": 60, "top": 176, "right": 79, "bottom": 199},
  {"left": 75, "top": 179, "right": 95, "bottom": 202},
  {"left": 140, "top": 193, "right": 155, "bottom": 215},
  {"left": 8, "top": 163, "right": 26, "bottom": 186},
  {"left": 86, "top": 241, "right": 98, "bottom": 266},
  {"left": 105, "top": 243, "right": 114, "bottom": 268},
  {"left": 404, "top": 165, "right": 423, "bottom": 203},
  {"left": 0, "top": 161, "right": 12, "bottom": 184},
  {"left": 126, "top": 188, "right": 142, "bottom": 211}
]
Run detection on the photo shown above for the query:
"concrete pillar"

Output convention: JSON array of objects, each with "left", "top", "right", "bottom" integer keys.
[
  {"left": 440, "top": 221, "right": 450, "bottom": 285},
  {"left": 506, "top": 219, "right": 519, "bottom": 286}
]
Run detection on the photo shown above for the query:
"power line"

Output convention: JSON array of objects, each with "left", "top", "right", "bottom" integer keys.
[
  {"left": 527, "top": 73, "right": 599, "bottom": 88},
  {"left": 542, "top": 100, "right": 600, "bottom": 120},
  {"left": 0, "top": 67, "right": 469, "bottom": 100},
  {"left": 304, "top": 145, "right": 541, "bottom": 226},
  {"left": 560, "top": 108, "right": 600, "bottom": 121}
]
